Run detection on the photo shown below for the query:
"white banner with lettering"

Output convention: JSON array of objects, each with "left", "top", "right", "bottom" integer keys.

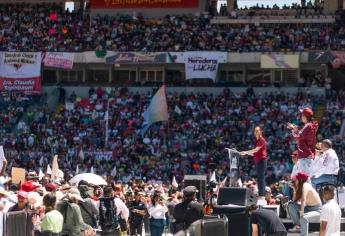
[
  {"left": 0, "top": 52, "right": 42, "bottom": 94},
  {"left": 182, "top": 52, "right": 226, "bottom": 81},
  {"left": 44, "top": 52, "right": 75, "bottom": 69}
]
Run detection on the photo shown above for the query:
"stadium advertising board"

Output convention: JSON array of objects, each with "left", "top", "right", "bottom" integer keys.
[
  {"left": 0, "top": 52, "right": 42, "bottom": 94},
  {"left": 171, "top": 52, "right": 226, "bottom": 81},
  {"left": 90, "top": 0, "right": 198, "bottom": 8},
  {"left": 260, "top": 54, "right": 299, "bottom": 69},
  {"left": 44, "top": 52, "right": 75, "bottom": 69},
  {"left": 106, "top": 52, "right": 167, "bottom": 64}
]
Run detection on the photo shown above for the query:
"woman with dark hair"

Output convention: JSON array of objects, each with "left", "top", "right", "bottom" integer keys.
[
  {"left": 240, "top": 126, "right": 267, "bottom": 199},
  {"left": 287, "top": 172, "right": 322, "bottom": 235},
  {"left": 148, "top": 193, "right": 167, "bottom": 236}
]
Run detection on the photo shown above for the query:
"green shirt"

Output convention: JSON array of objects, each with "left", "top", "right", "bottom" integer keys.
[{"left": 41, "top": 210, "right": 63, "bottom": 233}]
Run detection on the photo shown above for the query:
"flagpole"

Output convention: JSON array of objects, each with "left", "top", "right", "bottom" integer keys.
[{"left": 105, "top": 99, "right": 109, "bottom": 146}]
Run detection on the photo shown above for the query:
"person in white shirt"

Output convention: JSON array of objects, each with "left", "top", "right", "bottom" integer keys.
[
  {"left": 320, "top": 185, "right": 341, "bottom": 236},
  {"left": 148, "top": 192, "right": 168, "bottom": 236},
  {"left": 311, "top": 140, "right": 339, "bottom": 189}
]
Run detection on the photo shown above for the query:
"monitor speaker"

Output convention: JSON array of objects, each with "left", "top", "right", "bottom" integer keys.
[{"left": 217, "top": 187, "right": 257, "bottom": 206}]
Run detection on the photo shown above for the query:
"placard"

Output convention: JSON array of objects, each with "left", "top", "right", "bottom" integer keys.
[{"left": 11, "top": 167, "right": 26, "bottom": 185}]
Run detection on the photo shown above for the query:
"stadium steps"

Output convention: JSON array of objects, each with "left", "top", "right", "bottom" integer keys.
[{"left": 314, "top": 104, "right": 326, "bottom": 123}]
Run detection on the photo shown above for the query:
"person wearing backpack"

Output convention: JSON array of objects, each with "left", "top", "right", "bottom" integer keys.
[
  {"left": 99, "top": 186, "right": 129, "bottom": 236},
  {"left": 56, "top": 188, "right": 94, "bottom": 236},
  {"left": 78, "top": 183, "right": 99, "bottom": 228}
]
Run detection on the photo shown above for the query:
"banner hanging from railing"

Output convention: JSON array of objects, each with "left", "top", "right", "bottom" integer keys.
[
  {"left": 106, "top": 52, "right": 167, "bottom": 64},
  {"left": 0, "top": 52, "right": 42, "bottom": 94},
  {"left": 44, "top": 52, "right": 74, "bottom": 69},
  {"left": 173, "top": 52, "right": 226, "bottom": 81},
  {"left": 260, "top": 54, "right": 299, "bottom": 69}
]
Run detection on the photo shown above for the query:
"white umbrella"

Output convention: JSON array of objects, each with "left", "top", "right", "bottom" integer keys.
[{"left": 69, "top": 173, "right": 107, "bottom": 186}]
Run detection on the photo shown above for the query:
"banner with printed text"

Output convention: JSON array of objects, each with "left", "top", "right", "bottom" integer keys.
[
  {"left": 106, "top": 52, "right": 167, "bottom": 64},
  {"left": 261, "top": 54, "right": 299, "bottom": 69},
  {"left": 181, "top": 52, "right": 226, "bottom": 81},
  {"left": 0, "top": 52, "right": 42, "bottom": 94},
  {"left": 44, "top": 52, "right": 75, "bottom": 69},
  {"left": 90, "top": 0, "right": 198, "bottom": 9},
  {"left": 84, "top": 151, "right": 113, "bottom": 161}
]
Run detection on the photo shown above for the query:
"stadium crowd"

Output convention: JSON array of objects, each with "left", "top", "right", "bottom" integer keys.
[
  {"left": 1, "top": 87, "right": 344, "bottom": 186},
  {"left": 0, "top": 3, "right": 345, "bottom": 52}
]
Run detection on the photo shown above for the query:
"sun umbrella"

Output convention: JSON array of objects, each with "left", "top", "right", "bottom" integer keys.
[{"left": 69, "top": 173, "right": 107, "bottom": 186}]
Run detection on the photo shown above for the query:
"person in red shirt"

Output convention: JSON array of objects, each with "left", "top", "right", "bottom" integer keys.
[
  {"left": 240, "top": 126, "right": 267, "bottom": 197},
  {"left": 287, "top": 107, "right": 318, "bottom": 176}
]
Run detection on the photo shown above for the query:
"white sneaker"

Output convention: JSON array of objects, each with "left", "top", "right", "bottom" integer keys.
[{"left": 288, "top": 225, "right": 301, "bottom": 233}]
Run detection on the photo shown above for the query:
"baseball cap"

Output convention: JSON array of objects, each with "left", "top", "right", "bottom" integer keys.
[
  {"left": 17, "top": 191, "right": 28, "bottom": 199},
  {"left": 183, "top": 186, "right": 198, "bottom": 197},
  {"left": 299, "top": 107, "right": 313, "bottom": 118},
  {"left": 295, "top": 172, "right": 309, "bottom": 182},
  {"left": 20, "top": 181, "right": 40, "bottom": 192}
]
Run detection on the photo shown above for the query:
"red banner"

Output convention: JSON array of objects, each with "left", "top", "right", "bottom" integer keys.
[
  {"left": 0, "top": 77, "right": 41, "bottom": 95},
  {"left": 90, "top": 0, "right": 199, "bottom": 8}
]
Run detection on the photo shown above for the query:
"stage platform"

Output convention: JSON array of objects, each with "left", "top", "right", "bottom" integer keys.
[{"left": 282, "top": 217, "right": 345, "bottom": 234}]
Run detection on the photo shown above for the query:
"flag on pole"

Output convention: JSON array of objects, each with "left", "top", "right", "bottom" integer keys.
[
  {"left": 47, "top": 165, "right": 52, "bottom": 175},
  {"left": 90, "top": 166, "right": 95, "bottom": 174},
  {"left": 51, "top": 155, "right": 58, "bottom": 180},
  {"left": 78, "top": 149, "right": 84, "bottom": 161},
  {"left": 110, "top": 166, "right": 117, "bottom": 176},
  {"left": 39, "top": 156, "right": 44, "bottom": 167},
  {"left": 210, "top": 171, "right": 216, "bottom": 182},
  {"left": 172, "top": 176, "right": 178, "bottom": 188},
  {"left": 75, "top": 165, "right": 79, "bottom": 175},
  {"left": 38, "top": 169, "right": 44, "bottom": 180},
  {"left": 140, "top": 85, "right": 169, "bottom": 137},
  {"left": 174, "top": 105, "right": 182, "bottom": 115}
]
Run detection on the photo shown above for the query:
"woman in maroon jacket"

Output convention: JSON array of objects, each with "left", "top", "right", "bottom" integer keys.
[
  {"left": 287, "top": 107, "right": 318, "bottom": 176},
  {"left": 240, "top": 126, "right": 267, "bottom": 198}
]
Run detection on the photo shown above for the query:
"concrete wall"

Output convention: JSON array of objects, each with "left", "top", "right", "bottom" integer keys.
[{"left": 43, "top": 86, "right": 325, "bottom": 98}]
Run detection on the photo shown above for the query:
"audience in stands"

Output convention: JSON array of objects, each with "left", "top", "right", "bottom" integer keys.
[
  {"left": 1, "top": 87, "right": 344, "bottom": 187},
  {"left": 0, "top": 3, "right": 344, "bottom": 52}
]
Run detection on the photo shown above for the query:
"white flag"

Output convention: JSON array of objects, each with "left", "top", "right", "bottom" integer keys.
[
  {"left": 38, "top": 169, "right": 44, "bottom": 180},
  {"left": 57, "top": 169, "right": 64, "bottom": 179},
  {"left": 39, "top": 156, "right": 44, "bottom": 167},
  {"left": 79, "top": 149, "right": 84, "bottom": 161},
  {"left": 0, "top": 146, "right": 5, "bottom": 161},
  {"left": 90, "top": 166, "right": 95, "bottom": 174},
  {"left": 110, "top": 166, "right": 117, "bottom": 176},
  {"left": 172, "top": 176, "right": 178, "bottom": 188},
  {"left": 75, "top": 165, "right": 79, "bottom": 175},
  {"left": 174, "top": 105, "right": 182, "bottom": 115},
  {"left": 210, "top": 171, "right": 216, "bottom": 182},
  {"left": 47, "top": 165, "right": 52, "bottom": 175},
  {"left": 51, "top": 155, "right": 58, "bottom": 180}
]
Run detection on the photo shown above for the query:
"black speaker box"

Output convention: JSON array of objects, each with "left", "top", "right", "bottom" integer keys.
[
  {"left": 184, "top": 175, "right": 207, "bottom": 201},
  {"left": 217, "top": 187, "right": 257, "bottom": 206}
]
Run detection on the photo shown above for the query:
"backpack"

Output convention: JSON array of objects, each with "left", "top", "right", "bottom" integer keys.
[{"left": 99, "top": 197, "right": 119, "bottom": 232}]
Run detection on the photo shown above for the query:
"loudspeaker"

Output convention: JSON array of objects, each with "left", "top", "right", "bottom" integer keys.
[
  {"left": 226, "top": 212, "right": 251, "bottom": 236},
  {"left": 184, "top": 175, "right": 207, "bottom": 201},
  {"left": 201, "top": 215, "right": 228, "bottom": 236},
  {"left": 217, "top": 187, "right": 257, "bottom": 206}
]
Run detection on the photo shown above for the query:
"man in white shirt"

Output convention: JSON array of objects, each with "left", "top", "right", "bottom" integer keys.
[
  {"left": 320, "top": 185, "right": 341, "bottom": 236},
  {"left": 311, "top": 140, "right": 339, "bottom": 189}
]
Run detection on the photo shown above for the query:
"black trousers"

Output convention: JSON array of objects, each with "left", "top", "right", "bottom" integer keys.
[{"left": 256, "top": 160, "right": 267, "bottom": 197}]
